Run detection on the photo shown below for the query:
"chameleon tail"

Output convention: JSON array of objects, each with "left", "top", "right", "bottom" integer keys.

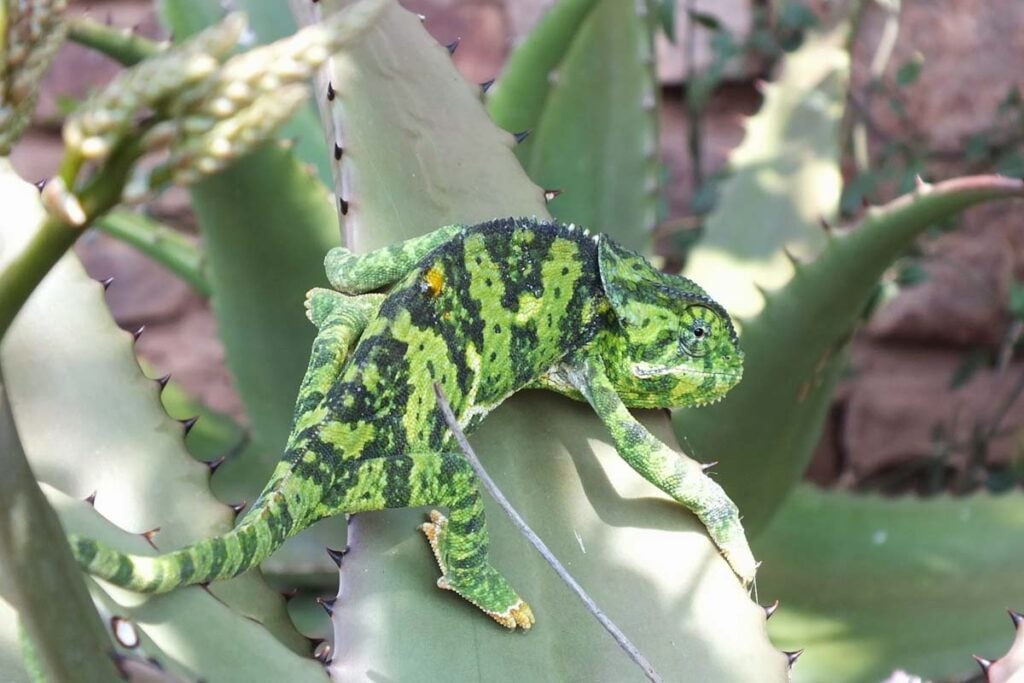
[{"left": 70, "top": 467, "right": 310, "bottom": 593}]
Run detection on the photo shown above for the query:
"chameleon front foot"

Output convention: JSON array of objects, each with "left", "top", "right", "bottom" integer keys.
[{"left": 420, "top": 510, "right": 535, "bottom": 630}]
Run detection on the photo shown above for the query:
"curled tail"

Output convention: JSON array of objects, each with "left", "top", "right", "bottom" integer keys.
[{"left": 71, "top": 469, "right": 310, "bottom": 593}]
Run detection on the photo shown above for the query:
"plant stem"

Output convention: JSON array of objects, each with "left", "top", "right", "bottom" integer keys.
[
  {"left": 0, "top": 381, "right": 122, "bottom": 682},
  {"left": 0, "top": 215, "right": 79, "bottom": 337},
  {"left": 684, "top": 0, "right": 704, "bottom": 193},
  {"left": 0, "top": 139, "right": 142, "bottom": 339},
  {"left": 95, "top": 211, "right": 211, "bottom": 296},
  {"left": 67, "top": 17, "right": 160, "bottom": 66}
]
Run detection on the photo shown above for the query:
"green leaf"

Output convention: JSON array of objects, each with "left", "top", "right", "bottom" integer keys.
[
  {"left": 682, "top": 10, "right": 850, "bottom": 320},
  {"left": 894, "top": 52, "right": 923, "bottom": 87},
  {"left": 334, "top": 394, "right": 787, "bottom": 681},
  {"left": 1010, "top": 280, "right": 1024, "bottom": 320},
  {"left": 157, "top": 0, "right": 375, "bottom": 578},
  {"left": 655, "top": 0, "right": 676, "bottom": 41},
  {"left": 678, "top": 175, "right": 1024, "bottom": 533},
  {"left": 0, "top": 160, "right": 319, "bottom": 679},
  {"left": 757, "top": 486, "right": 1024, "bottom": 683},
  {"left": 486, "top": 0, "right": 603, "bottom": 136},
  {"left": 519, "top": 0, "right": 660, "bottom": 251},
  {"left": 187, "top": 146, "right": 338, "bottom": 466},
  {"left": 688, "top": 9, "right": 723, "bottom": 32},
  {"left": 949, "top": 348, "right": 993, "bottom": 390},
  {"left": 324, "top": 0, "right": 547, "bottom": 249}
]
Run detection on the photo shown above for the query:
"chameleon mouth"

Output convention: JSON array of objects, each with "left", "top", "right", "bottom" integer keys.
[{"left": 630, "top": 362, "right": 741, "bottom": 383}]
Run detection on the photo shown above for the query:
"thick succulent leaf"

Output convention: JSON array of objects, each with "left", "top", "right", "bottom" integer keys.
[
  {"left": 321, "top": 0, "right": 547, "bottom": 250},
  {"left": 485, "top": 0, "right": 602, "bottom": 135},
  {"left": 676, "top": 176, "right": 1024, "bottom": 532},
  {"left": 0, "top": 380, "right": 123, "bottom": 683},
  {"left": 0, "top": 161, "right": 316, "bottom": 675},
  {"left": 757, "top": 486, "right": 1024, "bottom": 683},
  {"left": 988, "top": 612, "right": 1024, "bottom": 683},
  {"left": 515, "top": 0, "right": 660, "bottom": 251},
  {"left": 48, "top": 487, "right": 327, "bottom": 682},
  {"left": 181, "top": 145, "right": 338, "bottom": 470},
  {"left": 332, "top": 393, "right": 786, "bottom": 680},
  {"left": 682, "top": 9, "right": 850, "bottom": 320},
  {"left": 0, "top": 599, "right": 25, "bottom": 683},
  {"left": 311, "top": 1, "right": 784, "bottom": 678}
]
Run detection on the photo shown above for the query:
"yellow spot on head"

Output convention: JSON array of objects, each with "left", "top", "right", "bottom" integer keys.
[{"left": 424, "top": 267, "right": 445, "bottom": 298}]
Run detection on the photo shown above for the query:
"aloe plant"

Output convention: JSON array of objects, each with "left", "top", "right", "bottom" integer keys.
[{"left": 0, "top": 0, "right": 1022, "bottom": 680}]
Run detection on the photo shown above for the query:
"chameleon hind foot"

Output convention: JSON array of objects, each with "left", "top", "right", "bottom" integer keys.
[{"left": 420, "top": 510, "right": 535, "bottom": 630}]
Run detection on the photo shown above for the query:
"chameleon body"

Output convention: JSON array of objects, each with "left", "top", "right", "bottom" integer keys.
[{"left": 72, "top": 217, "right": 754, "bottom": 630}]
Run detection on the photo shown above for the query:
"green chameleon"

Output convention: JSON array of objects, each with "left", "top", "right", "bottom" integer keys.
[{"left": 72, "top": 217, "right": 755, "bottom": 630}]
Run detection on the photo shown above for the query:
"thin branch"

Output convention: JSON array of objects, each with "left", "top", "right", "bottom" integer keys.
[
  {"left": 683, "top": 0, "right": 704, "bottom": 192},
  {"left": 851, "top": 0, "right": 900, "bottom": 173},
  {"left": 67, "top": 17, "right": 160, "bottom": 66},
  {"left": 432, "top": 383, "right": 663, "bottom": 683}
]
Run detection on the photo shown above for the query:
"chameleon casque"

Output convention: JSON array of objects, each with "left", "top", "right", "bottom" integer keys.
[{"left": 72, "top": 216, "right": 755, "bottom": 630}]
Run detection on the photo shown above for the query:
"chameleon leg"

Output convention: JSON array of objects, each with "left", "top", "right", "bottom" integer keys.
[
  {"left": 290, "top": 290, "right": 384, "bottom": 429},
  {"left": 331, "top": 452, "right": 534, "bottom": 629},
  {"left": 324, "top": 224, "right": 463, "bottom": 293},
  {"left": 567, "top": 359, "right": 757, "bottom": 585}
]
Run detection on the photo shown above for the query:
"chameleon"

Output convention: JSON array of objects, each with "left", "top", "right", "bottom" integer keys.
[{"left": 71, "top": 216, "right": 755, "bottom": 630}]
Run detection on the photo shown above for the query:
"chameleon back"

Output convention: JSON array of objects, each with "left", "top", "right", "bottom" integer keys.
[{"left": 307, "top": 217, "right": 607, "bottom": 465}]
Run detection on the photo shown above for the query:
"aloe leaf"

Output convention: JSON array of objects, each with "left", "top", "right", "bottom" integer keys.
[
  {"left": 157, "top": 1, "right": 341, "bottom": 467},
  {"left": 515, "top": 0, "right": 660, "bottom": 251},
  {"left": 682, "top": 7, "right": 851, "bottom": 321},
  {"left": 676, "top": 175, "right": 1024, "bottom": 531},
  {"left": 0, "top": 599, "right": 25, "bottom": 682},
  {"left": 47, "top": 487, "right": 327, "bottom": 682},
  {"left": 314, "top": 1, "right": 784, "bottom": 678},
  {"left": 757, "top": 486, "right": 1024, "bottom": 682},
  {"left": 988, "top": 611, "right": 1024, "bottom": 683},
  {"left": 184, "top": 145, "right": 338, "bottom": 468},
  {"left": 0, "top": 317, "right": 119, "bottom": 681},
  {"left": 0, "top": 161, "right": 318, "bottom": 675},
  {"left": 485, "top": 0, "right": 602, "bottom": 135},
  {"left": 322, "top": 0, "right": 546, "bottom": 248},
  {"left": 333, "top": 394, "right": 787, "bottom": 681}
]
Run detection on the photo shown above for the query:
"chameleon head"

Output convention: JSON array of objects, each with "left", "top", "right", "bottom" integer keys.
[{"left": 596, "top": 237, "right": 744, "bottom": 409}]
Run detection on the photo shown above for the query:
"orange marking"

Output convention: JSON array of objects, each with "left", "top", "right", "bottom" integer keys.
[{"left": 424, "top": 267, "right": 445, "bottom": 298}]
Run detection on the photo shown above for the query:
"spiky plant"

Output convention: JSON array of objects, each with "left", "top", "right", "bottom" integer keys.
[{"left": 0, "top": 0, "right": 1021, "bottom": 681}]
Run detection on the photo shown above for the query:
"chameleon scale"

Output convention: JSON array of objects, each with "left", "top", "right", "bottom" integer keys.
[{"left": 71, "top": 217, "right": 753, "bottom": 630}]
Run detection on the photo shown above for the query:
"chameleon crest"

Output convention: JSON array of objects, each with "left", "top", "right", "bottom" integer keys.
[{"left": 72, "top": 217, "right": 754, "bottom": 631}]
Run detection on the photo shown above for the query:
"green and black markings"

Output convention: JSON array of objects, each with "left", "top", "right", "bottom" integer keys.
[{"left": 72, "top": 217, "right": 753, "bottom": 630}]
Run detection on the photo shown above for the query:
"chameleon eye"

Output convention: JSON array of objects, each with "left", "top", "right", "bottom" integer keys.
[{"left": 679, "top": 308, "right": 716, "bottom": 357}]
